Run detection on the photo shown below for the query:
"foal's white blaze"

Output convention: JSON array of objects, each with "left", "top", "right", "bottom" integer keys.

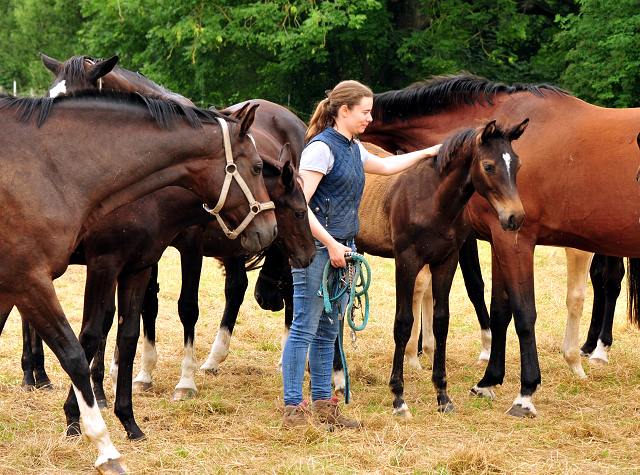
[
  {"left": 503, "top": 153, "right": 512, "bottom": 180},
  {"left": 49, "top": 80, "right": 66, "bottom": 98},
  {"left": 200, "top": 327, "right": 231, "bottom": 371},
  {"left": 277, "top": 327, "right": 291, "bottom": 372},
  {"left": 590, "top": 339, "right": 611, "bottom": 363},
  {"left": 478, "top": 329, "right": 492, "bottom": 363},
  {"left": 512, "top": 394, "right": 537, "bottom": 416},
  {"left": 133, "top": 337, "right": 158, "bottom": 385},
  {"left": 72, "top": 385, "right": 121, "bottom": 467},
  {"left": 176, "top": 341, "right": 198, "bottom": 391}
]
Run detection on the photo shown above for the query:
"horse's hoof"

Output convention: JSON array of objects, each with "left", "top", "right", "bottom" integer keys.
[
  {"left": 96, "top": 458, "right": 129, "bottom": 475},
  {"left": 392, "top": 404, "right": 413, "bottom": 418},
  {"left": 171, "top": 388, "right": 197, "bottom": 402},
  {"left": 437, "top": 402, "right": 456, "bottom": 414},
  {"left": 470, "top": 385, "right": 495, "bottom": 400},
  {"left": 476, "top": 358, "right": 489, "bottom": 366},
  {"left": 506, "top": 404, "right": 536, "bottom": 418},
  {"left": 580, "top": 349, "right": 592, "bottom": 357},
  {"left": 203, "top": 368, "right": 219, "bottom": 376},
  {"left": 35, "top": 380, "right": 53, "bottom": 390},
  {"left": 590, "top": 357, "right": 608, "bottom": 365},
  {"left": 406, "top": 358, "right": 422, "bottom": 370},
  {"left": 66, "top": 423, "right": 82, "bottom": 438},
  {"left": 21, "top": 383, "right": 35, "bottom": 392},
  {"left": 132, "top": 381, "right": 153, "bottom": 393},
  {"left": 97, "top": 399, "right": 109, "bottom": 409},
  {"left": 127, "top": 432, "right": 147, "bottom": 442}
]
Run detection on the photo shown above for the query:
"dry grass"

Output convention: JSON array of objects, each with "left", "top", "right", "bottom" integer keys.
[{"left": 1, "top": 243, "right": 640, "bottom": 474}]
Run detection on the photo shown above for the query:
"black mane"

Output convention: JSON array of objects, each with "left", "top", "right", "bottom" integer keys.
[
  {"left": 54, "top": 55, "right": 93, "bottom": 84},
  {"left": 436, "top": 123, "right": 508, "bottom": 174},
  {"left": 373, "top": 74, "right": 570, "bottom": 124},
  {"left": 0, "top": 89, "right": 231, "bottom": 129}
]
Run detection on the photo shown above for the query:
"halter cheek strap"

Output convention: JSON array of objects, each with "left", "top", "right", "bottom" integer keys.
[{"left": 203, "top": 117, "right": 275, "bottom": 239}]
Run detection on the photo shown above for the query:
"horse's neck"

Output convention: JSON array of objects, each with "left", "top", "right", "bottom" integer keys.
[{"left": 431, "top": 152, "right": 475, "bottom": 221}]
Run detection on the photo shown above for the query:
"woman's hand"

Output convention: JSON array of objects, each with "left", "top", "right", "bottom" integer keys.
[
  {"left": 423, "top": 143, "right": 442, "bottom": 158},
  {"left": 328, "top": 240, "right": 352, "bottom": 268}
]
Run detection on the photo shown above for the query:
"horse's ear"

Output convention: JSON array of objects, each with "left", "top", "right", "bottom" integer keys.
[
  {"left": 280, "top": 146, "right": 295, "bottom": 192},
  {"left": 239, "top": 103, "right": 259, "bottom": 138},
  {"left": 509, "top": 118, "right": 529, "bottom": 142},
  {"left": 481, "top": 120, "right": 497, "bottom": 144},
  {"left": 228, "top": 102, "right": 251, "bottom": 119},
  {"left": 88, "top": 55, "right": 119, "bottom": 84},
  {"left": 278, "top": 142, "right": 291, "bottom": 163},
  {"left": 40, "top": 52, "right": 61, "bottom": 75}
]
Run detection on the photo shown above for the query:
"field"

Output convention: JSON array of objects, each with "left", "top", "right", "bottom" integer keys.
[{"left": 1, "top": 242, "right": 640, "bottom": 474}]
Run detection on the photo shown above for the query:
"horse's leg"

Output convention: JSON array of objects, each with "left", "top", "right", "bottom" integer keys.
[
  {"left": 200, "top": 256, "right": 248, "bottom": 374},
  {"left": 431, "top": 255, "right": 459, "bottom": 413},
  {"left": 471, "top": 245, "right": 513, "bottom": 401},
  {"left": 64, "top": 265, "right": 118, "bottom": 436},
  {"left": 459, "top": 230, "right": 491, "bottom": 364},
  {"left": 133, "top": 263, "right": 160, "bottom": 393},
  {"left": 563, "top": 247, "right": 592, "bottom": 379},
  {"left": 14, "top": 279, "right": 125, "bottom": 472},
  {"left": 389, "top": 251, "right": 421, "bottom": 417},
  {"left": 173, "top": 228, "right": 204, "bottom": 401},
  {"left": 581, "top": 254, "right": 606, "bottom": 356},
  {"left": 91, "top": 295, "right": 116, "bottom": 409},
  {"left": 113, "top": 269, "right": 152, "bottom": 441},
  {"left": 21, "top": 317, "right": 36, "bottom": 390},
  {"left": 404, "top": 265, "right": 431, "bottom": 370},
  {"left": 420, "top": 267, "right": 435, "bottom": 367},
  {"left": 590, "top": 256, "right": 624, "bottom": 365},
  {"left": 31, "top": 328, "right": 52, "bottom": 389}
]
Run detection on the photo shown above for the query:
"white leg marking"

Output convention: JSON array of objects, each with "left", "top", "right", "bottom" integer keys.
[
  {"left": 333, "top": 369, "right": 345, "bottom": 394},
  {"left": 49, "top": 80, "right": 66, "bottom": 98},
  {"left": 478, "top": 329, "right": 491, "bottom": 363},
  {"left": 277, "top": 327, "right": 290, "bottom": 372},
  {"left": 563, "top": 248, "right": 593, "bottom": 379},
  {"left": 503, "top": 153, "right": 512, "bottom": 180},
  {"left": 72, "top": 385, "right": 121, "bottom": 467},
  {"left": 133, "top": 336, "right": 157, "bottom": 385},
  {"left": 200, "top": 327, "right": 231, "bottom": 371},
  {"left": 471, "top": 384, "right": 495, "bottom": 400},
  {"left": 512, "top": 394, "right": 537, "bottom": 416},
  {"left": 589, "top": 339, "right": 611, "bottom": 364},
  {"left": 176, "top": 341, "right": 198, "bottom": 390},
  {"left": 392, "top": 402, "right": 412, "bottom": 417}
]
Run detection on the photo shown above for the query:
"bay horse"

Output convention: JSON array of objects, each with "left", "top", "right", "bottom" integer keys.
[
  {"left": 360, "top": 74, "right": 640, "bottom": 417},
  {"left": 356, "top": 121, "right": 527, "bottom": 415},
  {"left": 0, "top": 91, "right": 275, "bottom": 474}
]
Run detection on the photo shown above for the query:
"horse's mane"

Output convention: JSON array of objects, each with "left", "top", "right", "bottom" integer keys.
[
  {"left": 372, "top": 74, "right": 571, "bottom": 124},
  {"left": 0, "top": 90, "right": 231, "bottom": 129},
  {"left": 435, "top": 123, "right": 509, "bottom": 174},
  {"left": 54, "top": 55, "right": 92, "bottom": 84}
]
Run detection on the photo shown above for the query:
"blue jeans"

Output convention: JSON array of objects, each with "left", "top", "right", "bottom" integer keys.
[{"left": 282, "top": 239, "right": 355, "bottom": 406}]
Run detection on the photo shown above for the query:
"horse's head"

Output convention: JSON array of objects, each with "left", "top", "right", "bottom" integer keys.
[
  {"left": 469, "top": 119, "right": 528, "bottom": 231},
  {"left": 253, "top": 244, "right": 292, "bottom": 311},
  {"left": 201, "top": 103, "right": 278, "bottom": 252},
  {"left": 41, "top": 53, "right": 120, "bottom": 97}
]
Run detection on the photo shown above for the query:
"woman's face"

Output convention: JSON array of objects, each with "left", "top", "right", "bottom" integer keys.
[{"left": 339, "top": 96, "right": 373, "bottom": 136}]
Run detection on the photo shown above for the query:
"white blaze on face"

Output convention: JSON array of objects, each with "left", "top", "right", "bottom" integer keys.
[
  {"left": 49, "top": 80, "right": 66, "bottom": 98},
  {"left": 503, "top": 153, "right": 512, "bottom": 180},
  {"left": 247, "top": 132, "right": 257, "bottom": 150}
]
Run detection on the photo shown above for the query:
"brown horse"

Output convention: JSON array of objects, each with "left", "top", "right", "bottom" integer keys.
[
  {"left": 354, "top": 120, "right": 527, "bottom": 415},
  {"left": 361, "top": 74, "right": 640, "bottom": 417},
  {"left": 0, "top": 91, "right": 276, "bottom": 474}
]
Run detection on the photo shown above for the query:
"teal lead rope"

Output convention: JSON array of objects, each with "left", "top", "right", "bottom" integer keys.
[{"left": 318, "top": 252, "right": 371, "bottom": 404}]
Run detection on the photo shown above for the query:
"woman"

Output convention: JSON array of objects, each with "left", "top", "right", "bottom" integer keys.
[{"left": 282, "top": 80, "right": 441, "bottom": 429}]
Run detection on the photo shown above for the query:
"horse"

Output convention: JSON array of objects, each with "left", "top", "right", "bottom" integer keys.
[
  {"left": 360, "top": 74, "right": 640, "bottom": 417},
  {"left": 0, "top": 90, "right": 275, "bottom": 474}
]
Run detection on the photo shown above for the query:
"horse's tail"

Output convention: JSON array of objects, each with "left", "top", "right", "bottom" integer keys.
[{"left": 627, "top": 258, "right": 640, "bottom": 328}]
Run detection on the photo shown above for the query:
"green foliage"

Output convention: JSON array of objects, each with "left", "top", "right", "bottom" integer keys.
[{"left": 554, "top": 0, "right": 640, "bottom": 107}]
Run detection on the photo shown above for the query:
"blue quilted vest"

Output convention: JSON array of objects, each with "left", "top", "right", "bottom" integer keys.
[{"left": 307, "top": 127, "right": 366, "bottom": 241}]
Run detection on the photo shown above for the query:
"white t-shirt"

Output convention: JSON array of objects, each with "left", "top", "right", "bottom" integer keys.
[{"left": 300, "top": 140, "right": 372, "bottom": 175}]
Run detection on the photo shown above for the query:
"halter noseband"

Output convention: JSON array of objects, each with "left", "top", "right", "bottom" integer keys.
[{"left": 203, "top": 117, "right": 275, "bottom": 239}]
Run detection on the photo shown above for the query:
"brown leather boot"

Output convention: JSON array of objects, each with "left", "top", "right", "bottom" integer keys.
[
  {"left": 310, "top": 397, "right": 363, "bottom": 429},
  {"left": 283, "top": 402, "right": 334, "bottom": 431}
]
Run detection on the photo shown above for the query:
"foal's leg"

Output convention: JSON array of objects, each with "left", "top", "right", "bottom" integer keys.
[
  {"left": 14, "top": 279, "right": 125, "bottom": 472},
  {"left": 200, "top": 257, "right": 248, "bottom": 373},
  {"left": 581, "top": 254, "right": 606, "bottom": 357},
  {"left": 21, "top": 317, "right": 36, "bottom": 390},
  {"left": 31, "top": 328, "right": 52, "bottom": 389},
  {"left": 113, "top": 269, "right": 153, "bottom": 441},
  {"left": 173, "top": 229, "right": 204, "bottom": 401},
  {"left": 133, "top": 264, "right": 160, "bottom": 393},
  {"left": 589, "top": 256, "right": 624, "bottom": 365},
  {"left": 430, "top": 255, "right": 459, "bottom": 413},
  {"left": 563, "top": 247, "right": 592, "bottom": 379},
  {"left": 458, "top": 231, "right": 491, "bottom": 364},
  {"left": 405, "top": 264, "right": 431, "bottom": 370}
]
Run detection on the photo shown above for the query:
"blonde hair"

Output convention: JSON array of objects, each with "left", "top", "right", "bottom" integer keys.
[{"left": 306, "top": 80, "right": 373, "bottom": 143}]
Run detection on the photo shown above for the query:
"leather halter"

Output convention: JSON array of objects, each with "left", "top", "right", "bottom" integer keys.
[{"left": 203, "top": 117, "right": 275, "bottom": 239}]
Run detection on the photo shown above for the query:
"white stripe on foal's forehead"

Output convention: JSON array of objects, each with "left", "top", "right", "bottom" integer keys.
[
  {"left": 247, "top": 132, "right": 257, "bottom": 150},
  {"left": 49, "top": 80, "right": 66, "bottom": 98},
  {"left": 503, "top": 153, "right": 512, "bottom": 179}
]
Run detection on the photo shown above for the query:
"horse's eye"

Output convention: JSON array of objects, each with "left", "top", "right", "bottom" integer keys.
[
  {"left": 253, "top": 164, "right": 263, "bottom": 175},
  {"left": 294, "top": 211, "right": 305, "bottom": 219},
  {"left": 483, "top": 164, "right": 495, "bottom": 174}
]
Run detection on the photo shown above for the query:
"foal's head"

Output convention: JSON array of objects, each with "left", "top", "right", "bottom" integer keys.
[
  {"left": 438, "top": 119, "right": 529, "bottom": 231},
  {"left": 41, "top": 53, "right": 120, "bottom": 97}
]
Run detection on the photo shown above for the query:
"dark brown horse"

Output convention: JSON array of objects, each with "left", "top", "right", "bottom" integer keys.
[
  {"left": 0, "top": 91, "right": 275, "bottom": 474},
  {"left": 361, "top": 74, "right": 640, "bottom": 417}
]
